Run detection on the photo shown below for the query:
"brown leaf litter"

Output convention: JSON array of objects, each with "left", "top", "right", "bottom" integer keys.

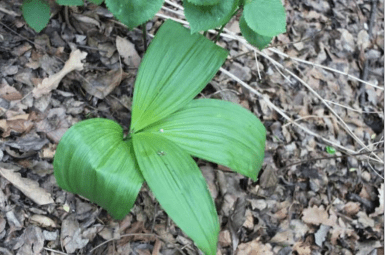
[{"left": 0, "top": 0, "right": 383, "bottom": 254}]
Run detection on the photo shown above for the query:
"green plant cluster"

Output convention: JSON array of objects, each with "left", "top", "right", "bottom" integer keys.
[
  {"left": 53, "top": 20, "right": 266, "bottom": 254},
  {"left": 22, "top": 0, "right": 286, "bottom": 49}
]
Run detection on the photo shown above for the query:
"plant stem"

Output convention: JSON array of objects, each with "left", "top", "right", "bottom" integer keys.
[
  {"left": 214, "top": 7, "right": 241, "bottom": 43},
  {"left": 142, "top": 23, "right": 148, "bottom": 51},
  {"left": 214, "top": 24, "right": 226, "bottom": 43}
]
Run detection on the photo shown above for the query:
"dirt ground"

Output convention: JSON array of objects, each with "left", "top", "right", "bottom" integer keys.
[{"left": 0, "top": 0, "right": 384, "bottom": 254}]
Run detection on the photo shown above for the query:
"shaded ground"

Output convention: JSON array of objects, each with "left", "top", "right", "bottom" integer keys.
[{"left": 0, "top": 0, "right": 384, "bottom": 254}]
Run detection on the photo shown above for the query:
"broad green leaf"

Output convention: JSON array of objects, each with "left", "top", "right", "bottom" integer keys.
[
  {"left": 239, "top": 13, "right": 272, "bottom": 50},
  {"left": 132, "top": 133, "right": 219, "bottom": 255},
  {"left": 142, "top": 99, "right": 266, "bottom": 180},
  {"left": 131, "top": 20, "right": 228, "bottom": 132},
  {"left": 53, "top": 119, "right": 144, "bottom": 220},
  {"left": 88, "top": 0, "right": 104, "bottom": 4},
  {"left": 184, "top": 0, "right": 238, "bottom": 33},
  {"left": 243, "top": 0, "right": 286, "bottom": 37},
  {"left": 105, "top": 0, "right": 164, "bottom": 29},
  {"left": 22, "top": 0, "right": 50, "bottom": 33},
  {"left": 186, "top": 0, "right": 220, "bottom": 6},
  {"left": 56, "top": 0, "right": 84, "bottom": 6}
]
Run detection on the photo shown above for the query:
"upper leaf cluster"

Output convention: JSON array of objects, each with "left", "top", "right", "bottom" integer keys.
[{"left": 22, "top": 0, "right": 286, "bottom": 50}]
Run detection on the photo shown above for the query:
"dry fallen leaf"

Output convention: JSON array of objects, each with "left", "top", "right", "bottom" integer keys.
[
  {"left": 293, "top": 241, "right": 312, "bottom": 255},
  {"left": 82, "top": 69, "right": 128, "bottom": 99},
  {"left": 302, "top": 205, "right": 336, "bottom": 226},
  {"left": 218, "top": 230, "right": 231, "bottom": 247},
  {"left": 17, "top": 226, "right": 45, "bottom": 255},
  {"left": 236, "top": 238, "right": 274, "bottom": 255},
  {"left": 0, "top": 167, "right": 54, "bottom": 205},
  {"left": 343, "top": 202, "right": 361, "bottom": 216},
  {"left": 0, "top": 83, "right": 23, "bottom": 101},
  {"left": 116, "top": 36, "right": 141, "bottom": 68},
  {"left": 32, "top": 50, "right": 87, "bottom": 98},
  {"left": 61, "top": 215, "right": 89, "bottom": 253},
  {"left": 30, "top": 214, "right": 57, "bottom": 228}
]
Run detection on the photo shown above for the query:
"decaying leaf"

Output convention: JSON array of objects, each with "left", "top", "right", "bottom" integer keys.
[
  {"left": 0, "top": 118, "right": 34, "bottom": 137},
  {"left": 0, "top": 168, "right": 54, "bottom": 205},
  {"left": 32, "top": 50, "right": 87, "bottom": 98},
  {"left": 30, "top": 214, "right": 57, "bottom": 228},
  {"left": 236, "top": 238, "right": 274, "bottom": 255},
  {"left": 61, "top": 215, "right": 89, "bottom": 253},
  {"left": 0, "top": 83, "right": 23, "bottom": 101},
  {"left": 81, "top": 69, "right": 128, "bottom": 99},
  {"left": 293, "top": 241, "right": 312, "bottom": 255},
  {"left": 302, "top": 205, "right": 336, "bottom": 226},
  {"left": 116, "top": 36, "right": 141, "bottom": 68},
  {"left": 17, "top": 226, "right": 44, "bottom": 255}
]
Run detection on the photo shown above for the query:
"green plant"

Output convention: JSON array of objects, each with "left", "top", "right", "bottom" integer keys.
[
  {"left": 22, "top": 0, "right": 286, "bottom": 50},
  {"left": 54, "top": 20, "right": 266, "bottom": 254}
]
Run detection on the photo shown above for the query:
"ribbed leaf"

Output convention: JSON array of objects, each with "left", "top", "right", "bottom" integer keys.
[
  {"left": 22, "top": 0, "right": 50, "bottom": 33},
  {"left": 184, "top": 0, "right": 238, "bottom": 33},
  {"left": 105, "top": 0, "right": 164, "bottom": 29},
  {"left": 53, "top": 119, "right": 144, "bottom": 220},
  {"left": 186, "top": 0, "right": 220, "bottom": 6},
  {"left": 243, "top": 0, "right": 286, "bottom": 37},
  {"left": 130, "top": 20, "right": 228, "bottom": 133},
  {"left": 142, "top": 99, "right": 266, "bottom": 180},
  {"left": 239, "top": 13, "right": 272, "bottom": 50},
  {"left": 132, "top": 133, "right": 219, "bottom": 255}
]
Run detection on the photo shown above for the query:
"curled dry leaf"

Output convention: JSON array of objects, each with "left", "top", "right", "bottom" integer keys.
[
  {"left": 30, "top": 214, "right": 57, "bottom": 228},
  {"left": 0, "top": 167, "right": 54, "bottom": 205},
  {"left": 32, "top": 50, "right": 87, "bottom": 98}
]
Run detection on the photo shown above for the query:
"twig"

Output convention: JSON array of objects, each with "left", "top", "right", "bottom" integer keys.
[
  {"left": 164, "top": 0, "right": 184, "bottom": 10},
  {"left": 161, "top": 6, "right": 185, "bottom": 17},
  {"left": 282, "top": 115, "right": 336, "bottom": 127},
  {"left": 268, "top": 48, "right": 383, "bottom": 90},
  {"left": 324, "top": 99, "right": 382, "bottom": 114},
  {"left": 254, "top": 51, "right": 262, "bottom": 80},
  {"left": 88, "top": 233, "right": 158, "bottom": 253},
  {"left": 279, "top": 148, "right": 384, "bottom": 171},
  {"left": 44, "top": 247, "right": 69, "bottom": 255}
]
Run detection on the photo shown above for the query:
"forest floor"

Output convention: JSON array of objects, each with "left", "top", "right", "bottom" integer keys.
[{"left": 0, "top": 0, "right": 384, "bottom": 254}]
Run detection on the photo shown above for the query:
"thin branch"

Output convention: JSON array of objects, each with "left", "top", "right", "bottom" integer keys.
[
  {"left": 324, "top": 99, "right": 382, "bottom": 114},
  {"left": 279, "top": 148, "right": 384, "bottom": 171},
  {"left": 268, "top": 48, "right": 383, "bottom": 91},
  {"left": 44, "top": 247, "right": 69, "bottom": 255},
  {"left": 161, "top": 6, "right": 185, "bottom": 17},
  {"left": 164, "top": 0, "right": 184, "bottom": 10},
  {"left": 254, "top": 51, "right": 262, "bottom": 80}
]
